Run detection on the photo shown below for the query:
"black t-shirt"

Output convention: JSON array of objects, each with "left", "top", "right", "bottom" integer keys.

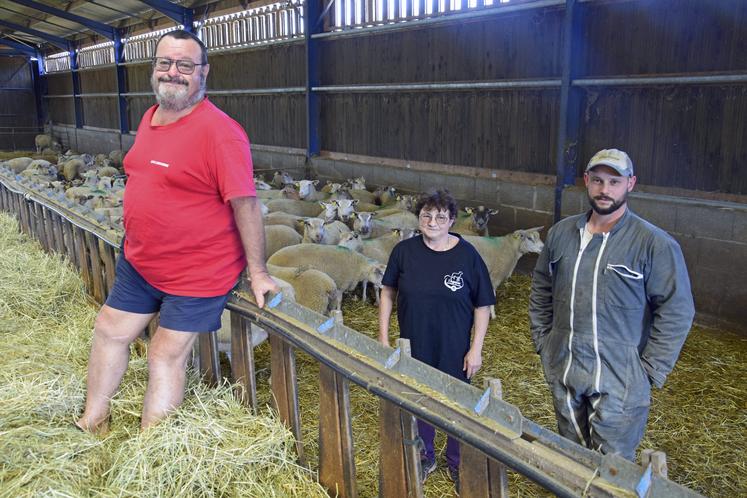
[{"left": 382, "top": 234, "right": 495, "bottom": 381}]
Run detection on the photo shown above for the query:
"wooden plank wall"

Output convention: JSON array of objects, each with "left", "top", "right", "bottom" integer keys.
[
  {"left": 79, "top": 67, "right": 118, "bottom": 130},
  {"left": 0, "top": 56, "right": 36, "bottom": 149},
  {"left": 37, "top": 0, "right": 747, "bottom": 195}
]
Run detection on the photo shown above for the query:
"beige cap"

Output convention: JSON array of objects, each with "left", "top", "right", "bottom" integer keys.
[{"left": 586, "top": 149, "right": 634, "bottom": 177}]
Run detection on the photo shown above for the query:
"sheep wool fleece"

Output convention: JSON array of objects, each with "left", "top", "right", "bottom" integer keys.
[
  {"left": 123, "top": 99, "right": 256, "bottom": 297},
  {"left": 529, "top": 209, "right": 694, "bottom": 460},
  {"left": 383, "top": 234, "right": 495, "bottom": 381}
]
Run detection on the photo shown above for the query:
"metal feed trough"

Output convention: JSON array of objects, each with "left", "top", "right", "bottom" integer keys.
[{"left": 0, "top": 169, "right": 702, "bottom": 498}]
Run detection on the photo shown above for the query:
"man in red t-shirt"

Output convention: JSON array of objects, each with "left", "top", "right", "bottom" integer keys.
[{"left": 76, "top": 30, "right": 277, "bottom": 432}]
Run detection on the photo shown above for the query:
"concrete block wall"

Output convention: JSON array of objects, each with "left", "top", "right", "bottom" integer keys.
[{"left": 307, "top": 152, "right": 747, "bottom": 330}]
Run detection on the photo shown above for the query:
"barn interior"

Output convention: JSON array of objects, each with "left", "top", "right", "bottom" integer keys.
[{"left": 0, "top": 0, "right": 745, "bottom": 497}]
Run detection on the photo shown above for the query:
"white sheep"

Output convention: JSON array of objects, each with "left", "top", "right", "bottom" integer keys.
[
  {"left": 296, "top": 180, "right": 326, "bottom": 201},
  {"left": 254, "top": 176, "right": 272, "bottom": 190},
  {"left": 333, "top": 198, "right": 359, "bottom": 223},
  {"left": 4, "top": 157, "right": 33, "bottom": 173},
  {"left": 265, "top": 225, "right": 302, "bottom": 259},
  {"left": 268, "top": 244, "right": 386, "bottom": 304},
  {"left": 349, "top": 176, "right": 366, "bottom": 190},
  {"left": 272, "top": 170, "right": 293, "bottom": 188},
  {"left": 318, "top": 201, "right": 339, "bottom": 222},
  {"left": 464, "top": 226, "right": 544, "bottom": 318},
  {"left": 267, "top": 263, "right": 340, "bottom": 314},
  {"left": 337, "top": 229, "right": 409, "bottom": 264},
  {"left": 302, "top": 218, "right": 351, "bottom": 245},
  {"left": 264, "top": 211, "right": 306, "bottom": 235},
  {"left": 265, "top": 198, "right": 324, "bottom": 217},
  {"left": 452, "top": 206, "right": 499, "bottom": 237},
  {"left": 374, "top": 185, "right": 397, "bottom": 206}
]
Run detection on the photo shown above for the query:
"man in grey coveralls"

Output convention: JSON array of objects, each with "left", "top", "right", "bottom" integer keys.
[{"left": 529, "top": 148, "right": 695, "bottom": 460}]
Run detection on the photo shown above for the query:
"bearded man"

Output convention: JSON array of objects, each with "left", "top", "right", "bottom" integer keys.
[
  {"left": 76, "top": 30, "right": 277, "bottom": 432},
  {"left": 529, "top": 148, "right": 694, "bottom": 460}
]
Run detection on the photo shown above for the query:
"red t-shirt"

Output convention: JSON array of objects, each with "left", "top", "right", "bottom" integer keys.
[{"left": 123, "top": 99, "right": 256, "bottom": 297}]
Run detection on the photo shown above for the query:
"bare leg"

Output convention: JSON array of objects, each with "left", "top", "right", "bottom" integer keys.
[
  {"left": 77, "top": 305, "right": 155, "bottom": 431},
  {"left": 140, "top": 326, "right": 199, "bottom": 429}
]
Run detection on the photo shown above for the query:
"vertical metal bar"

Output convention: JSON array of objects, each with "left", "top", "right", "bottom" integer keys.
[
  {"left": 114, "top": 30, "right": 129, "bottom": 134},
  {"left": 306, "top": 0, "right": 322, "bottom": 158},
  {"left": 69, "top": 50, "right": 83, "bottom": 128},
  {"left": 554, "top": 0, "right": 582, "bottom": 222}
]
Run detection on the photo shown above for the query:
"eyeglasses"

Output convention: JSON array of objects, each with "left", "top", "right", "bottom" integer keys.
[
  {"left": 152, "top": 57, "right": 205, "bottom": 75},
  {"left": 419, "top": 212, "right": 451, "bottom": 225}
]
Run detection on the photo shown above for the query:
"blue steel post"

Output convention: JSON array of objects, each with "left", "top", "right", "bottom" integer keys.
[
  {"left": 305, "top": 0, "right": 323, "bottom": 159},
  {"left": 553, "top": 0, "right": 583, "bottom": 222},
  {"left": 30, "top": 54, "right": 46, "bottom": 128},
  {"left": 114, "top": 31, "right": 129, "bottom": 134},
  {"left": 70, "top": 49, "right": 83, "bottom": 128}
]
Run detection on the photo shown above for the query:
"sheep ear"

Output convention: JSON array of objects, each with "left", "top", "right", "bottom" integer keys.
[
  {"left": 313, "top": 180, "right": 319, "bottom": 186},
  {"left": 464, "top": 207, "right": 474, "bottom": 214},
  {"left": 319, "top": 201, "right": 327, "bottom": 207},
  {"left": 352, "top": 199, "right": 359, "bottom": 205},
  {"left": 490, "top": 209, "right": 499, "bottom": 215}
]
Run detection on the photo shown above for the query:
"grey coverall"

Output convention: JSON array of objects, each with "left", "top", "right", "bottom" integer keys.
[{"left": 529, "top": 209, "right": 694, "bottom": 460}]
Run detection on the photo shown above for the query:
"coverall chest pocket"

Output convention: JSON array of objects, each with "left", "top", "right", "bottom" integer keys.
[
  {"left": 550, "top": 254, "right": 571, "bottom": 304},
  {"left": 604, "top": 263, "right": 646, "bottom": 310}
]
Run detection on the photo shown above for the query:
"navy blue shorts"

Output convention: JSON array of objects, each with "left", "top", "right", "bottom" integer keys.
[{"left": 105, "top": 253, "right": 232, "bottom": 333}]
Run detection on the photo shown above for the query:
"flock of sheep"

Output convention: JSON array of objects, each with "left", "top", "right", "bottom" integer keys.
[
  {"left": 0, "top": 134, "right": 126, "bottom": 232},
  {"left": 0, "top": 135, "right": 545, "bottom": 322},
  {"left": 257, "top": 171, "right": 545, "bottom": 320}
]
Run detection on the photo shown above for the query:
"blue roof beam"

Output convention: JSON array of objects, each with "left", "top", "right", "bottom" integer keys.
[
  {"left": 8, "top": 0, "right": 116, "bottom": 40},
  {"left": 0, "top": 37, "right": 38, "bottom": 57},
  {"left": 136, "top": 1, "right": 194, "bottom": 31},
  {"left": 0, "top": 19, "right": 71, "bottom": 51}
]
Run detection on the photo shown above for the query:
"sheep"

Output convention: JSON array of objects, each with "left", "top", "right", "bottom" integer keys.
[
  {"left": 318, "top": 201, "right": 338, "bottom": 222},
  {"left": 268, "top": 244, "right": 386, "bottom": 304},
  {"left": 97, "top": 165, "right": 119, "bottom": 178},
  {"left": 349, "top": 176, "right": 366, "bottom": 190},
  {"left": 337, "top": 229, "right": 409, "bottom": 264},
  {"left": 374, "top": 185, "right": 397, "bottom": 206},
  {"left": 349, "top": 188, "right": 377, "bottom": 205},
  {"left": 4, "top": 157, "right": 33, "bottom": 173},
  {"left": 302, "top": 218, "right": 351, "bottom": 245},
  {"left": 265, "top": 198, "right": 324, "bottom": 217},
  {"left": 254, "top": 176, "right": 272, "bottom": 190},
  {"left": 61, "top": 158, "right": 85, "bottom": 181},
  {"left": 352, "top": 211, "right": 407, "bottom": 239},
  {"left": 108, "top": 150, "right": 124, "bottom": 167},
  {"left": 272, "top": 170, "right": 293, "bottom": 188},
  {"left": 265, "top": 224, "right": 302, "bottom": 259},
  {"left": 267, "top": 263, "right": 339, "bottom": 314},
  {"left": 257, "top": 189, "right": 286, "bottom": 200},
  {"left": 264, "top": 211, "right": 306, "bottom": 235},
  {"left": 296, "top": 180, "right": 326, "bottom": 201},
  {"left": 321, "top": 182, "right": 343, "bottom": 194},
  {"left": 377, "top": 210, "right": 419, "bottom": 230},
  {"left": 332, "top": 198, "right": 359, "bottom": 223},
  {"left": 452, "top": 206, "right": 499, "bottom": 237},
  {"left": 34, "top": 134, "right": 57, "bottom": 153},
  {"left": 464, "top": 226, "right": 545, "bottom": 318}
]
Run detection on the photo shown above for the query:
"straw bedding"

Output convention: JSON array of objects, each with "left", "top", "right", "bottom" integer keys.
[
  {"left": 0, "top": 212, "right": 326, "bottom": 497},
  {"left": 1, "top": 206, "right": 745, "bottom": 497}
]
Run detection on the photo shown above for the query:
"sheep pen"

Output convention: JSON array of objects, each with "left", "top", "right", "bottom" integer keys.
[
  {"left": 0, "top": 212, "right": 325, "bottom": 497},
  {"left": 1, "top": 205, "right": 745, "bottom": 497}
]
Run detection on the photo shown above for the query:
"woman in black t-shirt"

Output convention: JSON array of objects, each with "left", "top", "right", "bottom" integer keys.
[{"left": 378, "top": 189, "right": 495, "bottom": 486}]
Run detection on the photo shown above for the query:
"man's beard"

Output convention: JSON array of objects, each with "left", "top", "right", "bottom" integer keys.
[
  {"left": 151, "top": 72, "right": 206, "bottom": 112},
  {"left": 588, "top": 191, "right": 628, "bottom": 215}
]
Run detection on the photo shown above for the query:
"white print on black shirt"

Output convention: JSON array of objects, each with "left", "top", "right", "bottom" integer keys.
[{"left": 443, "top": 271, "right": 464, "bottom": 292}]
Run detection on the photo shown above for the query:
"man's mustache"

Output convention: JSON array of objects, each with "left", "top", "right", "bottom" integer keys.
[
  {"left": 158, "top": 75, "right": 188, "bottom": 85},
  {"left": 594, "top": 195, "right": 614, "bottom": 202}
]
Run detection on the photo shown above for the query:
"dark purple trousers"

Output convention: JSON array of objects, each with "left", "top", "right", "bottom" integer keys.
[{"left": 418, "top": 419, "right": 460, "bottom": 471}]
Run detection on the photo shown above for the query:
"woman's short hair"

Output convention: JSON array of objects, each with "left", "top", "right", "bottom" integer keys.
[{"left": 415, "top": 189, "right": 458, "bottom": 219}]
